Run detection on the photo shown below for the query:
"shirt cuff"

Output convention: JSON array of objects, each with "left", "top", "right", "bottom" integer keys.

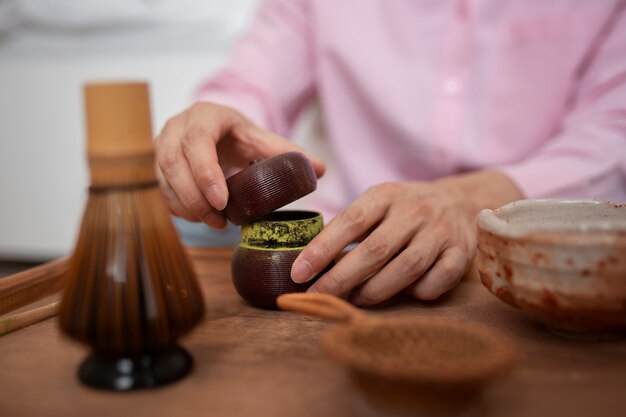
[{"left": 496, "top": 159, "right": 589, "bottom": 199}]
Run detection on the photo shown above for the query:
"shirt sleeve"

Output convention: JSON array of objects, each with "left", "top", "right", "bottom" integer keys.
[
  {"left": 194, "top": 0, "right": 316, "bottom": 136},
  {"left": 497, "top": 6, "right": 626, "bottom": 202}
]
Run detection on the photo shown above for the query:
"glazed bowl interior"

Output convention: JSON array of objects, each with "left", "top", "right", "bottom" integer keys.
[{"left": 479, "top": 199, "right": 626, "bottom": 240}]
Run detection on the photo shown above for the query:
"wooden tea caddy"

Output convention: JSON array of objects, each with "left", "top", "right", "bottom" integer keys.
[{"left": 224, "top": 152, "right": 325, "bottom": 309}]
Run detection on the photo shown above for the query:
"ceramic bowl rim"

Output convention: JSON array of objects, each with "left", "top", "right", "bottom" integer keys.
[{"left": 478, "top": 199, "right": 626, "bottom": 243}]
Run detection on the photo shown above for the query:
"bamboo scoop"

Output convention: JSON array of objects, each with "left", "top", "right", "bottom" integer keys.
[{"left": 277, "top": 293, "right": 518, "bottom": 417}]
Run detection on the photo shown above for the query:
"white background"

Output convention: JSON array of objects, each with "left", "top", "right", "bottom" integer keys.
[{"left": 0, "top": 0, "right": 259, "bottom": 260}]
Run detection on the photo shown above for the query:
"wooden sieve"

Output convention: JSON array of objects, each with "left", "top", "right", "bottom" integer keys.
[{"left": 277, "top": 293, "right": 518, "bottom": 416}]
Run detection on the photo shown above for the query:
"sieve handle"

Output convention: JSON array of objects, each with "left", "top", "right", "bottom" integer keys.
[{"left": 277, "top": 292, "right": 367, "bottom": 324}]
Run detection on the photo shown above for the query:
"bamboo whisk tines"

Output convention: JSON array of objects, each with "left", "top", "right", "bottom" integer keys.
[{"left": 58, "top": 82, "right": 204, "bottom": 390}]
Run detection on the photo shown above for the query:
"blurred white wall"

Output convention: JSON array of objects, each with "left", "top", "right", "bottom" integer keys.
[{"left": 0, "top": 0, "right": 259, "bottom": 260}]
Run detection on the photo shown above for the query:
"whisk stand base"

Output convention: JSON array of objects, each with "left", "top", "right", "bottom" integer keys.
[{"left": 78, "top": 346, "right": 193, "bottom": 390}]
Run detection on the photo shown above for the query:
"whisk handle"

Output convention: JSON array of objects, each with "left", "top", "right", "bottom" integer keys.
[{"left": 276, "top": 292, "right": 367, "bottom": 323}]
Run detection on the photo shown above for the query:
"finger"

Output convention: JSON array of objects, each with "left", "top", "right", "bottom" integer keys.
[
  {"left": 169, "top": 166, "right": 226, "bottom": 230},
  {"left": 155, "top": 166, "right": 196, "bottom": 222},
  {"left": 182, "top": 114, "right": 229, "bottom": 211},
  {"left": 349, "top": 231, "right": 442, "bottom": 306},
  {"left": 405, "top": 247, "right": 468, "bottom": 301},
  {"left": 155, "top": 118, "right": 197, "bottom": 221},
  {"left": 306, "top": 216, "right": 420, "bottom": 298},
  {"left": 156, "top": 119, "right": 225, "bottom": 228},
  {"left": 291, "top": 190, "right": 388, "bottom": 285},
  {"left": 203, "top": 209, "right": 228, "bottom": 230}
]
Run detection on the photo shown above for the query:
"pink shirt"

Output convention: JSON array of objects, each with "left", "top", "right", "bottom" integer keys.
[{"left": 197, "top": 0, "right": 626, "bottom": 218}]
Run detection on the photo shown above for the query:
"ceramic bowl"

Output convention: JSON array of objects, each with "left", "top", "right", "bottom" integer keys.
[
  {"left": 231, "top": 210, "right": 328, "bottom": 309},
  {"left": 476, "top": 199, "right": 626, "bottom": 337}
]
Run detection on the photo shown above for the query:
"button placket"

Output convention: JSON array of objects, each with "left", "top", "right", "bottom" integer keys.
[{"left": 431, "top": 0, "right": 472, "bottom": 168}]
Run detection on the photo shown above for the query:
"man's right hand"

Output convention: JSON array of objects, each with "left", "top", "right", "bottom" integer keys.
[{"left": 154, "top": 102, "right": 325, "bottom": 229}]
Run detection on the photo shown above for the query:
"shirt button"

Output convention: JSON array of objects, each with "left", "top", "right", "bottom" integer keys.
[{"left": 443, "top": 78, "right": 462, "bottom": 95}]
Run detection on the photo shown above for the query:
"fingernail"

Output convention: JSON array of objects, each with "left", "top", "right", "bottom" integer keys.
[
  {"left": 292, "top": 259, "right": 314, "bottom": 283},
  {"left": 207, "top": 184, "right": 227, "bottom": 211}
]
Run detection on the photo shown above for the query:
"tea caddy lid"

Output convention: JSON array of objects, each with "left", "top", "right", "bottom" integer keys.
[{"left": 223, "top": 152, "right": 317, "bottom": 225}]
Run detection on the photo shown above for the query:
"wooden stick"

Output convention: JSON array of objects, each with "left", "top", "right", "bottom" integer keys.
[
  {"left": 0, "top": 300, "right": 60, "bottom": 336},
  {"left": 0, "top": 257, "right": 68, "bottom": 316}
]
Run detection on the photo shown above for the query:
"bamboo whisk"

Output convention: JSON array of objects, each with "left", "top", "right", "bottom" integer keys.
[{"left": 58, "top": 82, "right": 204, "bottom": 390}]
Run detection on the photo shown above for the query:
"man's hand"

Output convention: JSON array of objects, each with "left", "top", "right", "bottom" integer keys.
[
  {"left": 291, "top": 171, "right": 523, "bottom": 304},
  {"left": 154, "top": 102, "right": 325, "bottom": 229}
]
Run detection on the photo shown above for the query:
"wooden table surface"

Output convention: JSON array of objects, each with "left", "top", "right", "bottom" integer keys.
[{"left": 0, "top": 247, "right": 625, "bottom": 417}]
